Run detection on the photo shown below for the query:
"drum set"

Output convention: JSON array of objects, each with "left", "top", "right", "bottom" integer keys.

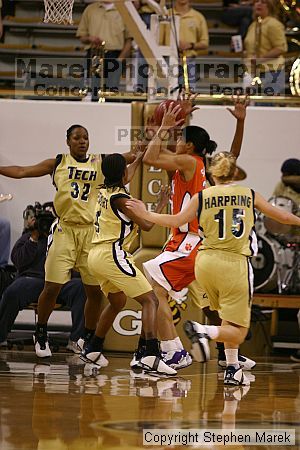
[{"left": 251, "top": 196, "right": 300, "bottom": 294}]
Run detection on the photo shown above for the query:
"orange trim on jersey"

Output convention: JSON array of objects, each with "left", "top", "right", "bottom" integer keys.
[
  {"left": 171, "top": 155, "right": 206, "bottom": 237},
  {"left": 159, "top": 245, "right": 200, "bottom": 291},
  {"left": 164, "top": 233, "right": 188, "bottom": 252}
]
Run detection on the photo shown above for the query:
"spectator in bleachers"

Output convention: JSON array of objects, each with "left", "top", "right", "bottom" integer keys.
[
  {"left": 171, "top": 0, "right": 209, "bottom": 90},
  {"left": 76, "top": 1, "right": 133, "bottom": 99},
  {"left": 221, "top": 0, "right": 253, "bottom": 39},
  {"left": 0, "top": 0, "right": 3, "bottom": 39},
  {"left": 0, "top": 217, "right": 11, "bottom": 267},
  {"left": 244, "top": 0, "right": 288, "bottom": 95},
  {"left": 0, "top": 216, "right": 86, "bottom": 351}
]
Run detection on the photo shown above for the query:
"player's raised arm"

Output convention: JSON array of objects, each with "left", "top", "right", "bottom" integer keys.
[
  {"left": 0, "top": 159, "right": 55, "bottom": 179},
  {"left": 126, "top": 193, "right": 199, "bottom": 229},
  {"left": 116, "top": 185, "right": 171, "bottom": 231},
  {"left": 122, "top": 150, "right": 138, "bottom": 164},
  {"left": 255, "top": 191, "right": 300, "bottom": 226},
  {"left": 143, "top": 102, "right": 185, "bottom": 170},
  {"left": 125, "top": 141, "right": 145, "bottom": 184},
  {"left": 227, "top": 93, "right": 250, "bottom": 159}
]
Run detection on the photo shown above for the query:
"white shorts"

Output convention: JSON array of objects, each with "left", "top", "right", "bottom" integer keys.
[{"left": 143, "top": 232, "right": 201, "bottom": 302}]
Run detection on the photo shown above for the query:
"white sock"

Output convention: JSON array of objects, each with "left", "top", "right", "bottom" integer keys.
[
  {"left": 174, "top": 336, "right": 183, "bottom": 350},
  {"left": 160, "top": 339, "right": 178, "bottom": 352},
  {"left": 225, "top": 348, "right": 239, "bottom": 368},
  {"left": 222, "top": 400, "right": 238, "bottom": 429},
  {"left": 223, "top": 400, "right": 238, "bottom": 416},
  {"left": 205, "top": 325, "right": 219, "bottom": 340}
]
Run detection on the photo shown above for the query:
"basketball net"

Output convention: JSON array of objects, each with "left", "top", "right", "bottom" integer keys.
[{"left": 43, "top": 0, "right": 74, "bottom": 24}]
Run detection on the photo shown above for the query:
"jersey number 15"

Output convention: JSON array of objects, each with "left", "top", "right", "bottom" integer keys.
[{"left": 214, "top": 208, "right": 245, "bottom": 240}]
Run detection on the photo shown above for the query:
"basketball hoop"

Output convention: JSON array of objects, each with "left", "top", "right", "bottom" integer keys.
[{"left": 43, "top": 0, "right": 74, "bottom": 24}]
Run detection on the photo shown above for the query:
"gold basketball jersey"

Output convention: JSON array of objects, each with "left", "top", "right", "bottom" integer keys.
[
  {"left": 198, "top": 184, "right": 256, "bottom": 256},
  {"left": 92, "top": 187, "right": 138, "bottom": 251},
  {"left": 52, "top": 154, "right": 104, "bottom": 225}
]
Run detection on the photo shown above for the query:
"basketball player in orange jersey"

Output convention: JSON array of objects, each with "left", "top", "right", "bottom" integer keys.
[
  {"left": 140, "top": 97, "right": 255, "bottom": 371},
  {"left": 0, "top": 125, "right": 141, "bottom": 358}
]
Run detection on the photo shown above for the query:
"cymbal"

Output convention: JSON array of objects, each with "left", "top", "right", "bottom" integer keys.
[
  {"left": 0, "top": 194, "right": 13, "bottom": 203},
  {"left": 233, "top": 165, "right": 247, "bottom": 181}
]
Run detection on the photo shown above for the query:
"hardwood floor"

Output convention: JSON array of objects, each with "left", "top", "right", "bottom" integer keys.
[{"left": 0, "top": 351, "right": 299, "bottom": 449}]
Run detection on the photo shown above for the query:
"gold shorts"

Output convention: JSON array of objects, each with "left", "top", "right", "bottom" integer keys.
[
  {"left": 194, "top": 250, "right": 253, "bottom": 328},
  {"left": 88, "top": 242, "right": 152, "bottom": 298},
  {"left": 188, "top": 279, "right": 210, "bottom": 309},
  {"left": 45, "top": 220, "right": 98, "bottom": 285}
]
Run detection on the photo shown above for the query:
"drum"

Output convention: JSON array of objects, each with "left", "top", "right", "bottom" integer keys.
[
  {"left": 251, "top": 235, "right": 283, "bottom": 292},
  {"left": 263, "top": 196, "right": 297, "bottom": 241},
  {"left": 254, "top": 211, "right": 266, "bottom": 236}
]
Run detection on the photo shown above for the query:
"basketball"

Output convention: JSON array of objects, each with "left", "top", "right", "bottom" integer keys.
[{"left": 153, "top": 99, "right": 187, "bottom": 126}]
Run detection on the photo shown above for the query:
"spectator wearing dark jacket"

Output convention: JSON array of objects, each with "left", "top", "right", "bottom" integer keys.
[
  {"left": 0, "top": 0, "right": 3, "bottom": 40},
  {"left": 221, "top": 0, "right": 253, "bottom": 39},
  {"left": 0, "top": 224, "right": 86, "bottom": 350},
  {"left": 0, "top": 217, "right": 11, "bottom": 267}
]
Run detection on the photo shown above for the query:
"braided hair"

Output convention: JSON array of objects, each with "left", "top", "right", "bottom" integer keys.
[{"left": 101, "top": 153, "right": 127, "bottom": 189}]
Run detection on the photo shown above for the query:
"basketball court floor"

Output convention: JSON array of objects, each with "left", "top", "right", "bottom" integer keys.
[{"left": 0, "top": 350, "right": 299, "bottom": 449}]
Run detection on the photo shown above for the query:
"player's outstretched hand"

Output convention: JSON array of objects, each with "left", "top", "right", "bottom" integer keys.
[
  {"left": 178, "top": 88, "right": 199, "bottom": 116},
  {"left": 125, "top": 199, "right": 147, "bottom": 218},
  {"left": 157, "top": 185, "right": 171, "bottom": 209},
  {"left": 161, "top": 102, "right": 185, "bottom": 130},
  {"left": 226, "top": 92, "right": 250, "bottom": 121},
  {"left": 132, "top": 140, "right": 146, "bottom": 160}
]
